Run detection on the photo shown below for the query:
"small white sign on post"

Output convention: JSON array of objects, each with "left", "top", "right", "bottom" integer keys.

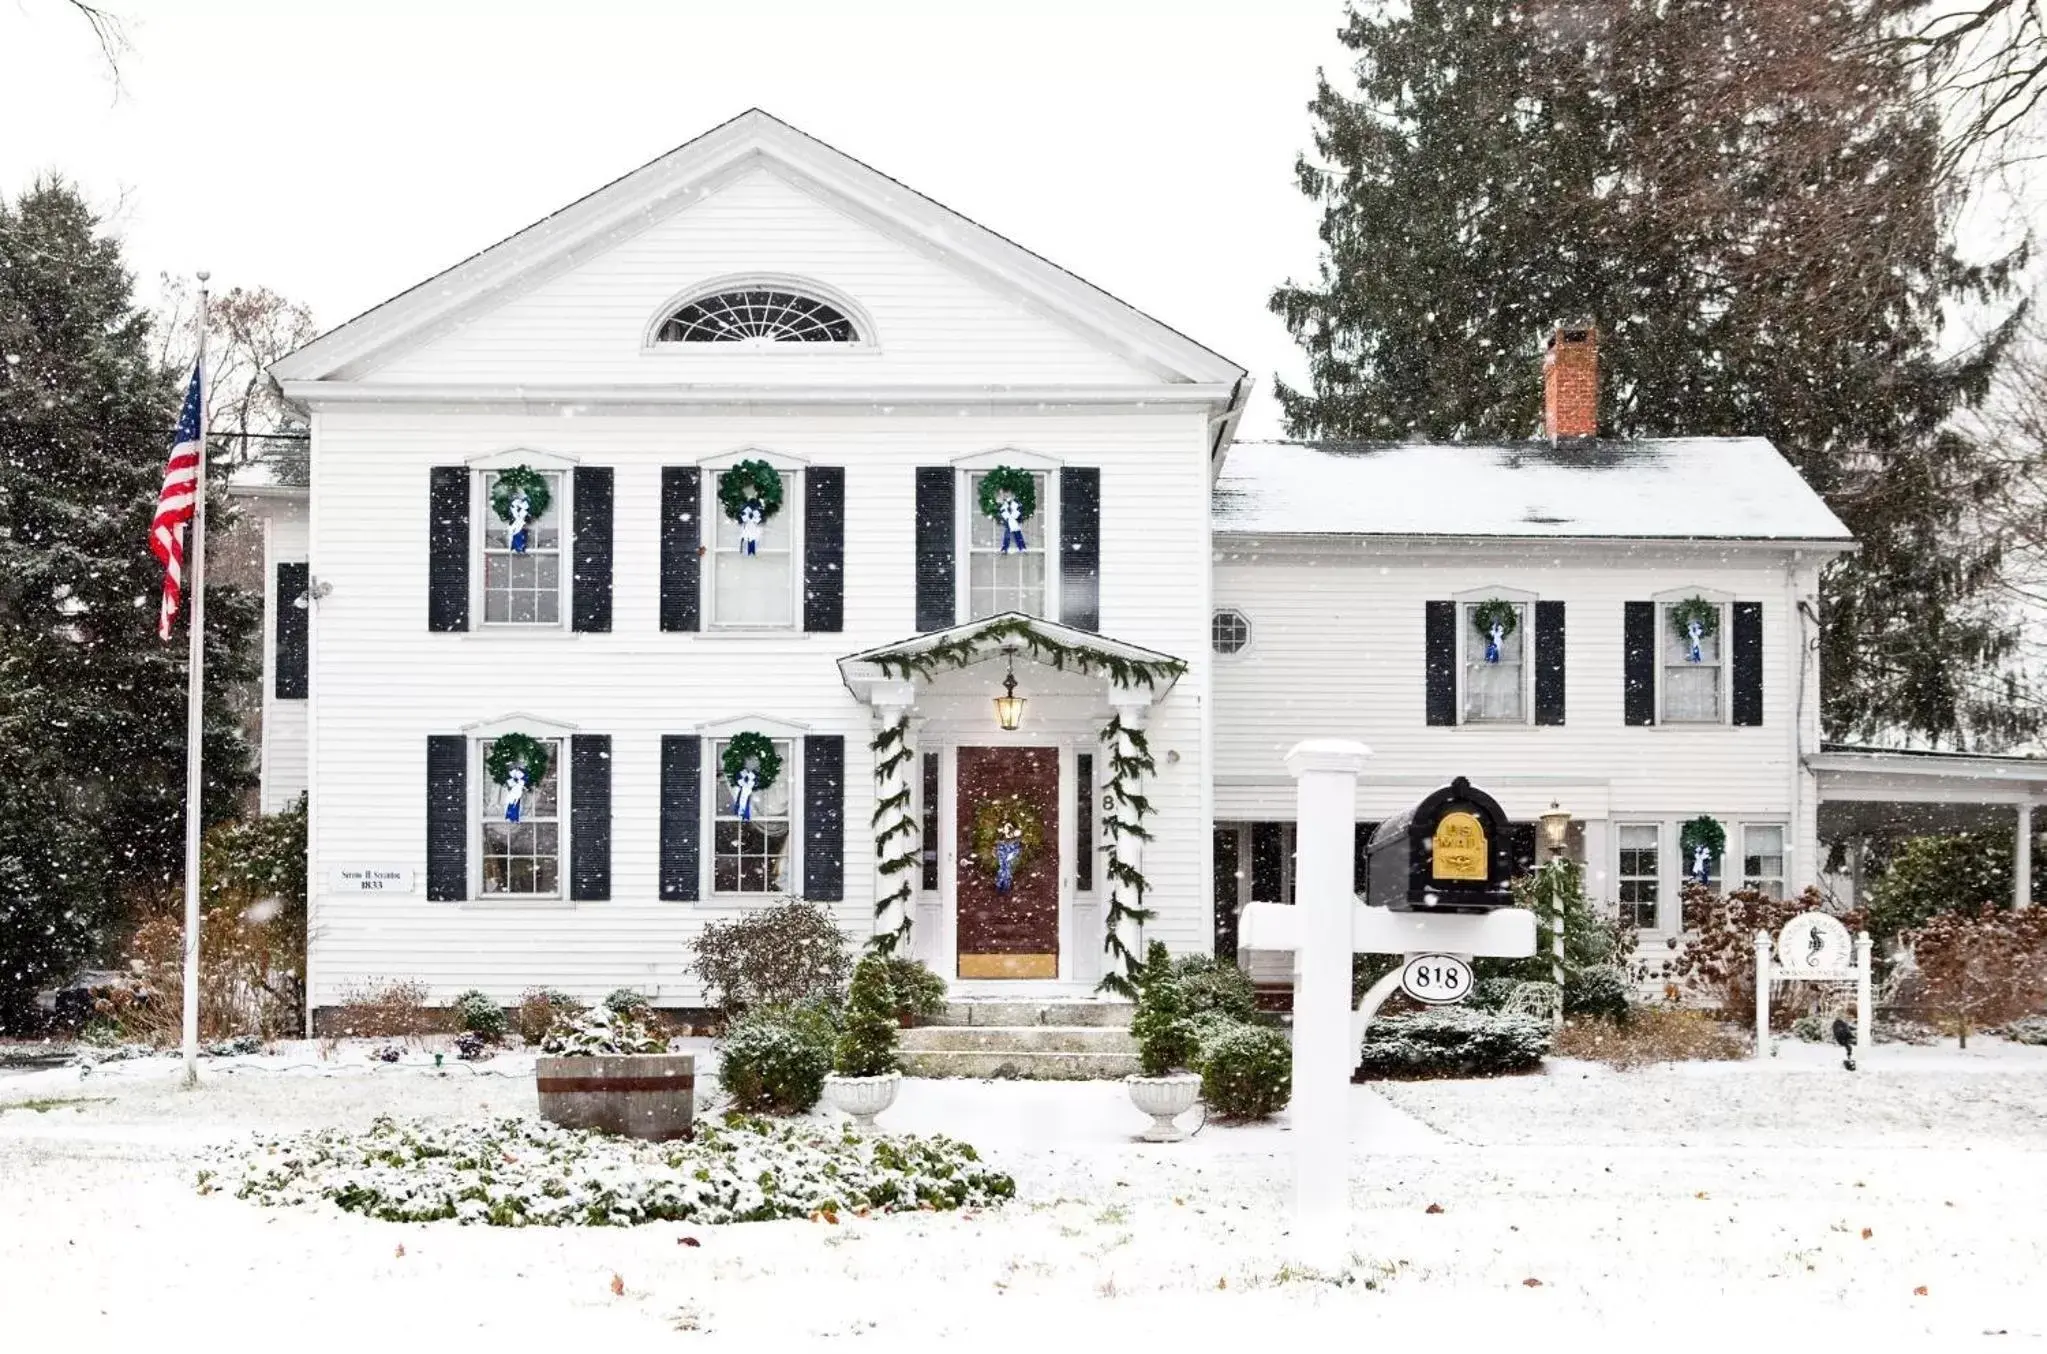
[
  {"left": 1399, "top": 953, "right": 1474, "bottom": 1006},
  {"left": 329, "top": 866, "right": 415, "bottom": 894},
  {"left": 1756, "top": 910, "right": 1872, "bottom": 1063}
]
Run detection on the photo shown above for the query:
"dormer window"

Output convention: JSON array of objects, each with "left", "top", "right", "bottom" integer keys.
[{"left": 657, "top": 289, "right": 858, "bottom": 345}]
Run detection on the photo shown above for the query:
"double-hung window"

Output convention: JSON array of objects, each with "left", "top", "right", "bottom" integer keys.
[
  {"left": 1742, "top": 824, "right": 1787, "bottom": 899},
  {"left": 481, "top": 469, "right": 565, "bottom": 626},
  {"left": 1461, "top": 600, "right": 1527, "bottom": 723},
  {"left": 712, "top": 736, "right": 795, "bottom": 894},
  {"left": 479, "top": 736, "right": 563, "bottom": 897},
  {"left": 706, "top": 468, "right": 797, "bottom": 627},
  {"left": 1661, "top": 599, "right": 1725, "bottom": 723},
  {"left": 967, "top": 469, "right": 1050, "bottom": 620},
  {"left": 1616, "top": 824, "right": 1660, "bottom": 931}
]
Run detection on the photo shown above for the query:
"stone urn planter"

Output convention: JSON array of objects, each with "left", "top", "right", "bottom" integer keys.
[
  {"left": 822, "top": 1071, "right": 901, "bottom": 1131},
  {"left": 536, "top": 1053, "right": 696, "bottom": 1141},
  {"left": 1126, "top": 1072, "right": 1202, "bottom": 1142}
]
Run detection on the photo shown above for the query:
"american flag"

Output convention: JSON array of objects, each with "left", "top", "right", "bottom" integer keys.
[{"left": 151, "top": 365, "right": 204, "bottom": 640}]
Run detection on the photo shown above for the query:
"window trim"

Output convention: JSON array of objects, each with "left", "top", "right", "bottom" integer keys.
[
  {"left": 1652, "top": 588, "right": 1733, "bottom": 726},
  {"left": 957, "top": 464, "right": 1061, "bottom": 623},
  {"left": 698, "top": 725, "right": 807, "bottom": 901},
  {"left": 472, "top": 466, "right": 571, "bottom": 631},
  {"left": 641, "top": 274, "right": 879, "bottom": 354},
  {"left": 1614, "top": 821, "right": 1664, "bottom": 934},
  {"left": 1211, "top": 609, "right": 1253, "bottom": 656},
  {"left": 1740, "top": 821, "right": 1789, "bottom": 898},
  {"left": 1453, "top": 588, "right": 1536, "bottom": 726},
  {"left": 471, "top": 734, "right": 570, "bottom": 904},
  {"left": 699, "top": 463, "right": 804, "bottom": 631}
]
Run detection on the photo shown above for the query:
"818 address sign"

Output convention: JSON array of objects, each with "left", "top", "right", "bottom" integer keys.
[{"left": 1399, "top": 953, "right": 1474, "bottom": 1005}]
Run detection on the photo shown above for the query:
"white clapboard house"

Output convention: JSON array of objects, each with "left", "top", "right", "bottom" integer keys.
[{"left": 262, "top": 110, "right": 1871, "bottom": 1022}]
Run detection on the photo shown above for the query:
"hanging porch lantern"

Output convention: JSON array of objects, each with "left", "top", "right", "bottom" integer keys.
[{"left": 993, "top": 652, "right": 1026, "bottom": 731}]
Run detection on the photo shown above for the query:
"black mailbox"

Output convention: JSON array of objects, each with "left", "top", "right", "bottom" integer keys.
[{"left": 1365, "top": 775, "right": 1516, "bottom": 912}]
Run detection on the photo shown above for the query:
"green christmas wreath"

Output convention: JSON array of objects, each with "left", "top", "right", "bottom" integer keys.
[
  {"left": 717, "top": 460, "right": 785, "bottom": 525},
  {"left": 976, "top": 466, "right": 1037, "bottom": 524},
  {"left": 1669, "top": 596, "right": 1720, "bottom": 643},
  {"left": 1679, "top": 815, "right": 1726, "bottom": 868},
  {"left": 971, "top": 794, "right": 1044, "bottom": 875},
  {"left": 1470, "top": 598, "right": 1519, "bottom": 641},
  {"left": 720, "top": 731, "right": 783, "bottom": 795},
  {"left": 489, "top": 466, "right": 552, "bottom": 530},
  {"left": 484, "top": 733, "right": 551, "bottom": 793}
]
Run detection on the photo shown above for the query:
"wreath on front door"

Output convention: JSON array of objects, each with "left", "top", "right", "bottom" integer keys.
[
  {"left": 717, "top": 460, "right": 784, "bottom": 557},
  {"left": 971, "top": 794, "right": 1044, "bottom": 894},
  {"left": 489, "top": 466, "right": 552, "bottom": 554}
]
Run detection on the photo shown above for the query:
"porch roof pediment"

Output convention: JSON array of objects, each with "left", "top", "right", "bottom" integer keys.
[{"left": 837, "top": 613, "right": 1186, "bottom": 707}]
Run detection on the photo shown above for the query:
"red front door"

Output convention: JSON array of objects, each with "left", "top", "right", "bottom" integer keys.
[{"left": 954, "top": 746, "right": 1061, "bottom": 980}]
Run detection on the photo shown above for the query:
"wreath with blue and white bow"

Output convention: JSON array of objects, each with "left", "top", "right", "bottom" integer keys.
[
  {"left": 485, "top": 733, "right": 551, "bottom": 823},
  {"left": 1679, "top": 815, "right": 1726, "bottom": 884},
  {"left": 1669, "top": 596, "right": 1719, "bottom": 664},
  {"left": 1470, "top": 598, "right": 1519, "bottom": 664},
  {"left": 490, "top": 467, "right": 551, "bottom": 555},
  {"left": 971, "top": 794, "right": 1044, "bottom": 894},
  {"left": 721, "top": 731, "right": 783, "bottom": 823},
  {"left": 717, "top": 461, "right": 784, "bottom": 557},
  {"left": 977, "top": 467, "right": 1036, "bottom": 555}
]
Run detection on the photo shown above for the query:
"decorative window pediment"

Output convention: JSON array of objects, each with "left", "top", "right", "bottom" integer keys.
[{"left": 463, "top": 710, "right": 579, "bottom": 738}]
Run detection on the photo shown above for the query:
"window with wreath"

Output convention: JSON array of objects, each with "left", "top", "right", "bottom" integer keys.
[
  {"left": 1462, "top": 599, "right": 1527, "bottom": 723},
  {"left": 1742, "top": 824, "right": 1787, "bottom": 898},
  {"left": 1616, "top": 824, "right": 1661, "bottom": 931},
  {"left": 657, "top": 289, "right": 858, "bottom": 344},
  {"left": 1661, "top": 597, "right": 1725, "bottom": 723},
  {"left": 967, "top": 468, "right": 1049, "bottom": 620},
  {"left": 706, "top": 464, "right": 796, "bottom": 627},
  {"left": 480, "top": 736, "right": 562, "bottom": 897},
  {"left": 713, "top": 736, "right": 795, "bottom": 894},
  {"left": 480, "top": 468, "right": 565, "bottom": 626}
]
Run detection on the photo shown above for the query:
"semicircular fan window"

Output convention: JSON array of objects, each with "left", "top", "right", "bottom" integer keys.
[{"left": 657, "top": 289, "right": 859, "bottom": 344}]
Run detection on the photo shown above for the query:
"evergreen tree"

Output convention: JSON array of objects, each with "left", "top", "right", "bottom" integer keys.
[
  {"left": 1273, "top": 0, "right": 2031, "bottom": 746},
  {"left": 0, "top": 180, "right": 257, "bottom": 1028}
]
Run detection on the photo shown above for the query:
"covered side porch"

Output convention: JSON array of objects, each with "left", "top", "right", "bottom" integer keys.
[
  {"left": 838, "top": 614, "right": 1187, "bottom": 998},
  {"left": 1812, "top": 744, "right": 2047, "bottom": 910}
]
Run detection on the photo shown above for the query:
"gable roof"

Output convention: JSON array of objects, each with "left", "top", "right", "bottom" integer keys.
[
  {"left": 1212, "top": 438, "right": 1855, "bottom": 543},
  {"left": 270, "top": 109, "right": 1246, "bottom": 392}
]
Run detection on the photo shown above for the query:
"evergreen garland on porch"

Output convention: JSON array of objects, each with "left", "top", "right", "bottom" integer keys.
[
  {"left": 1097, "top": 712, "right": 1159, "bottom": 998},
  {"left": 867, "top": 715, "right": 918, "bottom": 955},
  {"left": 866, "top": 615, "right": 1187, "bottom": 691}
]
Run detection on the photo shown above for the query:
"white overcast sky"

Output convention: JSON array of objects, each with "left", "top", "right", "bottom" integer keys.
[{"left": 0, "top": 0, "right": 1365, "bottom": 437}]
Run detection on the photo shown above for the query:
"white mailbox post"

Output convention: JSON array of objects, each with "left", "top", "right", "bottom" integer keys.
[{"left": 1239, "top": 741, "right": 1539, "bottom": 1270}]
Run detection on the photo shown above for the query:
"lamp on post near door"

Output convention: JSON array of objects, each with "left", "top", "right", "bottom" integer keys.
[
  {"left": 1540, "top": 801, "right": 1571, "bottom": 859},
  {"left": 993, "top": 652, "right": 1026, "bottom": 731}
]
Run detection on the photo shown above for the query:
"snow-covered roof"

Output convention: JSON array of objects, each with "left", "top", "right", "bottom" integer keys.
[{"left": 1212, "top": 438, "right": 1854, "bottom": 542}]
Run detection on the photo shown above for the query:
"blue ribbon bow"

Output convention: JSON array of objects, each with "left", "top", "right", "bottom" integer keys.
[{"left": 994, "top": 838, "right": 1022, "bottom": 892}]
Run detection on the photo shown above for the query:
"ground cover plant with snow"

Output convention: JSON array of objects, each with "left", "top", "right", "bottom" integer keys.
[{"left": 200, "top": 1111, "right": 1014, "bottom": 1227}]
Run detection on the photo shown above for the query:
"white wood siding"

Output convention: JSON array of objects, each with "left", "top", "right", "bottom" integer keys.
[
  {"left": 306, "top": 408, "right": 1212, "bottom": 1008},
  {"left": 365, "top": 167, "right": 1155, "bottom": 388}
]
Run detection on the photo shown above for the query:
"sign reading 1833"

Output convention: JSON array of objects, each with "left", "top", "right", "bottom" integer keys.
[
  {"left": 330, "top": 866, "right": 414, "bottom": 894},
  {"left": 1399, "top": 953, "right": 1474, "bottom": 1005}
]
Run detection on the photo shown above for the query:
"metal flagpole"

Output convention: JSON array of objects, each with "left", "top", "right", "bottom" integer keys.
[{"left": 180, "top": 272, "right": 211, "bottom": 1088}]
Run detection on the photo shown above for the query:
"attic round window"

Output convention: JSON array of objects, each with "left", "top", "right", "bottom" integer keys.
[
  {"left": 657, "top": 289, "right": 859, "bottom": 344},
  {"left": 1211, "top": 609, "right": 1252, "bottom": 655}
]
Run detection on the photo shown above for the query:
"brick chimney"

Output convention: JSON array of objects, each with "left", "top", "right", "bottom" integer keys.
[{"left": 1542, "top": 323, "right": 1599, "bottom": 441}]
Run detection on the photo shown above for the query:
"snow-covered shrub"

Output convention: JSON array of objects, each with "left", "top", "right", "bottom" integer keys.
[
  {"left": 1129, "top": 941, "right": 1196, "bottom": 1076},
  {"left": 1903, "top": 908, "right": 2047, "bottom": 1046},
  {"left": 1194, "top": 1020, "right": 1290, "bottom": 1120},
  {"left": 202, "top": 1113, "right": 1014, "bottom": 1227},
  {"left": 516, "top": 988, "right": 580, "bottom": 1045},
  {"left": 1171, "top": 954, "right": 1259, "bottom": 1023},
  {"left": 833, "top": 955, "right": 901, "bottom": 1078},
  {"left": 331, "top": 979, "right": 434, "bottom": 1041},
  {"left": 877, "top": 956, "right": 947, "bottom": 1024},
  {"left": 719, "top": 1006, "right": 834, "bottom": 1113},
  {"left": 1502, "top": 980, "right": 1561, "bottom": 1021},
  {"left": 451, "top": 989, "right": 508, "bottom": 1042},
  {"left": 2005, "top": 1016, "right": 2047, "bottom": 1046},
  {"left": 1468, "top": 977, "right": 1522, "bottom": 1011},
  {"left": 1564, "top": 965, "right": 1633, "bottom": 1024},
  {"left": 454, "top": 1032, "right": 490, "bottom": 1062},
  {"left": 603, "top": 988, "right": 651, "bottom": 1017},
  {"left": 540, "top": 1004, "right": 669, "bottom": 1057},
  {"left": 1790, "top": 1012, "right": 1830, "bottom": 1043},
  {"left": 691, "top": 900, "right": 851, "bottom": 1015},
  {"left": 204, "top": 1033, "right": 263, "bottom": 1057},
  {"left": 1356, "top": 1008, "right": 1551, "bottom": 1079}
]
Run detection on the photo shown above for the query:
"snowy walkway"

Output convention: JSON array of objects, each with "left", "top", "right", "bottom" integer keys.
[{"left": 2, "top": 1040, "right": 2044, "bottom": 1347}]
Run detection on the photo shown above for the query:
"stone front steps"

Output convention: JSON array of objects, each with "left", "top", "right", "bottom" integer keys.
[{"left": 901, "top": 1000, "right": 1139, "bottom": 1080}]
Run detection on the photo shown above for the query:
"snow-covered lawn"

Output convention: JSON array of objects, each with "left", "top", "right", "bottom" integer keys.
[{"left": 3, "top": 1038, "right": 2045, "bottom": 1346}]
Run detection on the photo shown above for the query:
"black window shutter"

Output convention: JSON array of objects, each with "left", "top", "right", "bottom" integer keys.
[
  {"left": 1534, "top": 600, "right": 1566, "bottom": 726},
  {"left": 569, "top": 734, "right": 612, "bottom": 901},
  {"left": 571, "top": 467, "right": 613, "bottom": 633},
  {"left": 1251, "top": 821, "right": 1287, "bottom": 902},
  {"left": 274, "top": 561, "right": 309, "bottom": 700},
  {"left": 804, "top": 466, "right": 845, "bottom": 633},
  {"left": 660, "top": 468, "right": 701, "bottom": 633},
  {"left": 427, "top": 467, "right": 470, "bottom": 632},
  {"left": 914, "top": 467, "right": 956, "bottom": 632},
  {"left": 658, "top": 735, "right": 701, "bottom": 901},
  {"left": 1624, "top": 601, "right": 1657, "bottom": 726},
  {"left": 1059, "top": 466, "right": 1101, "bottom": 631},
  {"left": 1732, "top": 602, "right": 1765, "bottom": 726},
  {"left": 802, "top": 735, "right": 845, "bottom": 902},
  {"left": 426, "top": 735, "right": 468, "bottom": 901},
  {"left": 1424, "top": 601, "right": 1457, "bottom": 726}
]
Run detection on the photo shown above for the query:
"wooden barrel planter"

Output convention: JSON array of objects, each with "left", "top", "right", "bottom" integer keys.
[{"left": 536, "top": 1053, "right": 696, "bottom": 1141}]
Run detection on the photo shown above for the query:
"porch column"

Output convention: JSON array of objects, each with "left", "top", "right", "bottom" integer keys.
[
  {"left": 1102, "top": 694, "right": 1153, "bottom": 993},
  {"left": 871, "top": 683, "right": 919, "bottom": 950},
  {"left": 2018, "top": 803, "right": 2033, "bottom": 911}
]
